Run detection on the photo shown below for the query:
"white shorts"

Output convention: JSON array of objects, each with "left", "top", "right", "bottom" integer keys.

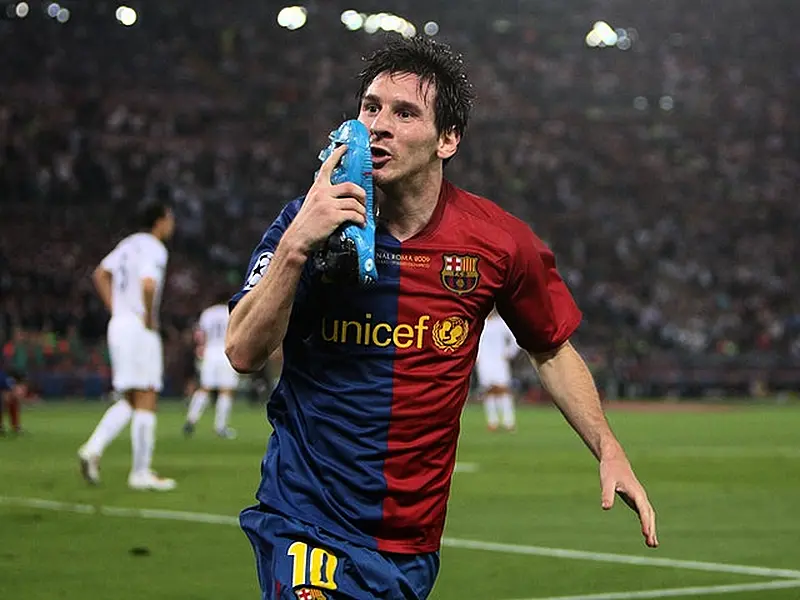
[
  {"left": 199, "top": 347, "right": 239, "bottom": 390},
  {"left": 107, "top": 315, "right": 163, "bottom": 392},
  {"left": 475, "top": 359, "right": 511, "bottom": 390}
]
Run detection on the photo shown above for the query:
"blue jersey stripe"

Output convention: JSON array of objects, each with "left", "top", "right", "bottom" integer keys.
[{"left": 237, "top": 212, "right": 404, "bottom": 548}]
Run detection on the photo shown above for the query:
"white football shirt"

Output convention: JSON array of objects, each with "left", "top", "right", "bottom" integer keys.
[
  {"left": 101, "top": 232, "right": 168, "bottom": 325},
  {"left": 198, "top": 304, "right": 230, "bottom": 350},
  {"left": 477, "top": 313, "right": 518, "bottom": 365}
]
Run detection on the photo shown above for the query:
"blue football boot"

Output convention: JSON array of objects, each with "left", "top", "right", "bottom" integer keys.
[{"left": 314, "top": 120, "right": 378, "bottom": 286}]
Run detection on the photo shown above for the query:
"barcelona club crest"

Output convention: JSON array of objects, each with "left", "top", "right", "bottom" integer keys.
[
  {"left": 440, "top": 254, "right": 480, "bottom": 295},
  {"left": 293, "top": 588, "right": 329, "bottom": 600}
]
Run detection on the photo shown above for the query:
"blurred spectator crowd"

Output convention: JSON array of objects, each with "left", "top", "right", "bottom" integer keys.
[{"left": 1, "top": 0, "right": 798, "bottom": 394}]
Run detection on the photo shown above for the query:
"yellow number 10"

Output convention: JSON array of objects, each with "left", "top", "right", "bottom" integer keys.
[{"left": 287, "top": 541, "right": 339, "bottom": 590}]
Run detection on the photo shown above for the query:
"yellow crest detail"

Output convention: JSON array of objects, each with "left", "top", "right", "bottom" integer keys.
[
  {"left": 440, "top": 254, "right": 480, "bottom": 295},
  {"left": 432, "top": 317, "right": 469, "bottom": 352}
]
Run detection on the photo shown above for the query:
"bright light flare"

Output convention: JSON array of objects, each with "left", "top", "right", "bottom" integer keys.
[
  {"left": 277, "top": 6, "right": 307, "bottom": 31},
  {"left": 116, "top": 6, "right": 137, "bottom": 26}
]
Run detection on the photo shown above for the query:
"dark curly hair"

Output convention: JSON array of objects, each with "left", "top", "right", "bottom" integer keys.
[{"left": 357, "top": 35, "right": 475, "bottom": 140}]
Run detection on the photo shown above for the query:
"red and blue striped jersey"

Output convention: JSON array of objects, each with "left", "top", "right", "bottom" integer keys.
[{"left": 230, "top": 180, "right": 582, "bottom": 553}]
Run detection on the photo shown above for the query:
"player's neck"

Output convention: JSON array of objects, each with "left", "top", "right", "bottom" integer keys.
[{"left": 377, "top": 167, "right": 443, "bottom": 242}]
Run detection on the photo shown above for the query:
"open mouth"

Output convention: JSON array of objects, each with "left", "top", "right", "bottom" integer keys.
[{"left": 370, "top": 147, "right": 391, "bottom": 165}]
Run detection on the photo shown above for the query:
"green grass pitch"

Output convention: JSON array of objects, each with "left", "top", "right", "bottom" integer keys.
[{"left": 1, "top": 400, "right": 799, "bottom": 599}]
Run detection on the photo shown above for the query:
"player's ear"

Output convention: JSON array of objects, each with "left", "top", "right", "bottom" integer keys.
[{"left": 437, "top": 128, "right": 460, "bottom": 161}]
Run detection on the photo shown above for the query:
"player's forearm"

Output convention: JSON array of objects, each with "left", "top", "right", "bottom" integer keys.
[
  {"left": 142, "top": 282, "right": 156, "bottom": 330},
  {"left": 226, "top": 236, "right": 307, "bottom": 373},
  {"left": 92, "top": 267, "right": 113, "bottom": 312},
  {"left": 531, "top": 342, "right": 625, "bottom": 462}
]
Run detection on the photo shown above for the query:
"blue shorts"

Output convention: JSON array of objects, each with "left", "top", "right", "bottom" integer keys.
[{"left": 240, "top": 504, "right": 440, "bottom": 600}]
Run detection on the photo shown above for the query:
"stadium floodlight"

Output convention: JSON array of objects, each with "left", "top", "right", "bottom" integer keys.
[
  {"left": 363, "top": 13, "right": 380, "bottom": 34},
  {"left": 379, "top": 14, "right": 401, "bottom": 32},
  {"left": 424, "top": 21, "right": 439, "bottom": 36},
  {"left": 360, "top": 11, "right": 415, "bottom": 37},
  {"left": 277, "top": 6, "right": 307, "bottom": 31},
  {"left": 597, "top": 21, "right": 618, "bottom": 46},
  {"left": 341, "top": 9, "right": 364, "bottom": 31},
  {"left": 15, "top": 2, "right": 30, "bottom": 18},
  {"left": 116, "top": 6, "right": 137, "bottom": 26},
  {"left": 585, "top": 20, "right": 620, "bottom": 48},
  {"left": 659, "top": 96, "right": 674, "bottom": 111},
  {"left": 46, "top": 2, "right": 59, "bottom": 18},
  {"left": 400, "top": 21, "right": 415, "bottom": 38},
  {"left": 56, "top": 6, "right": 69, "bottom": 22},
  {"left": 615, "top": 28, "right": 632, "bottom": 50}
]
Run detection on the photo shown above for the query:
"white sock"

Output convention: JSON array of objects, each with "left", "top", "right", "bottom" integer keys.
[
  {"left": 499, "top": 392, "right": 516, "bottom": 429},
  {"left": 186, "top": 389, "right": 209, "bottom": 424},
  {"left": 484, "top": 395, "right": 499, "bottom": 428},
  {"left": 131, "top": 409, "right": 156, "bottom": 474},
  {"left": 215, "top": 392, "right": 232, "bottom": 432},
  {"left": 83, "top": 400, "right": 133, "bottom": 456}
]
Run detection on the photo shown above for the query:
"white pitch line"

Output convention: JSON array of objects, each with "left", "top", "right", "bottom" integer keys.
[
  {"left": 503, "top": 578, "right": 800, "bottom": 600},
  {"left": 3, "top": 496, "right": 800, "bottom": 581},
  {"left": 440, "top": 538, "right": 800, "bottom": 579},
  {"left": 3, "top": 496, "right": 97, "bottom": 514},
  {"left": 454, "top": 461, "right": 479, "bottom": 473},
  {"left": 99, "top": 505, "right": 239, "bottom": 526},
  {"left": 0, "top": 496, "right": 239, "bottom": 525}
]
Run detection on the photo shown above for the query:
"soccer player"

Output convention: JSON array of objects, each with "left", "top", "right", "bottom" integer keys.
[
  {"left": 476, "top": 307, "right": 520, "bottom": 432},
  {"left": 0, "top": 368, "right": 27, "bottom": 435},
  {"left": 226, "top": 37, "right": 658, "bottom": 599},
  {"left": 77, "top": 202, "right": 177, "bottom": 491},
  {"left": 183, "top": 293, "right": 239, "bottom": 439}
]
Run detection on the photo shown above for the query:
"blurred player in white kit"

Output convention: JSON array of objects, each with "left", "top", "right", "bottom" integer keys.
[
  {"left": 476, "top": 308, "right": 520, "bottom": 432},
  {"left": 182, "top": 293, "right": 239, "bottom": 439},
  {"left": 77, "top": 201, "right": 177, "bottom": 491}
]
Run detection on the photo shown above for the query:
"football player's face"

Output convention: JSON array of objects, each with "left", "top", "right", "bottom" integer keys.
[
  {"left": 358, "top": 72, "right": 457, "bottom": 188},
  {"left": 159, "top": 209, "right": 176, "bottom": 240}
]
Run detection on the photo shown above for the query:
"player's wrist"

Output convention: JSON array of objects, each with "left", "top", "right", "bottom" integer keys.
[
  {"left": 278, "top": 231, "right": 313, "bottom": 264},
  {"left": 598, "top": 437, "right": 626, "bottom": 463}
]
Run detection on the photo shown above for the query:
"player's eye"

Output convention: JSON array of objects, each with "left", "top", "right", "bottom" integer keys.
[
  {"left": 362, "top": 104, "right": 379, "bottom": 114},
  {"left": 397, "top": 110, "right": 413, "bottom": 120}
]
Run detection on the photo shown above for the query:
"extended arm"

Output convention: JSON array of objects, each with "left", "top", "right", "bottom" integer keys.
[
  {"left": 531, "top": 341, "right": 658, "bottom": 548},
  {"left": 226, "top": 145, "right": 366, "bottom": 373}
]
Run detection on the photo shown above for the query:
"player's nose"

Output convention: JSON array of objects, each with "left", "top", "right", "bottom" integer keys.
[{"left": 366, "top": 110, "right": 391, "bottom": 139}]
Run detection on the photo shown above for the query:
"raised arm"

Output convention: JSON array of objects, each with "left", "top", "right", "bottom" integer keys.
[{"left": 225, "top": 145, "right": 366, "bottom": 373}]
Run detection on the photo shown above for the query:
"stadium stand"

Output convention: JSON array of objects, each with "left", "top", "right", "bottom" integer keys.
[{"left": 1, "top": 0, "right": 798, "bottom": 397}]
